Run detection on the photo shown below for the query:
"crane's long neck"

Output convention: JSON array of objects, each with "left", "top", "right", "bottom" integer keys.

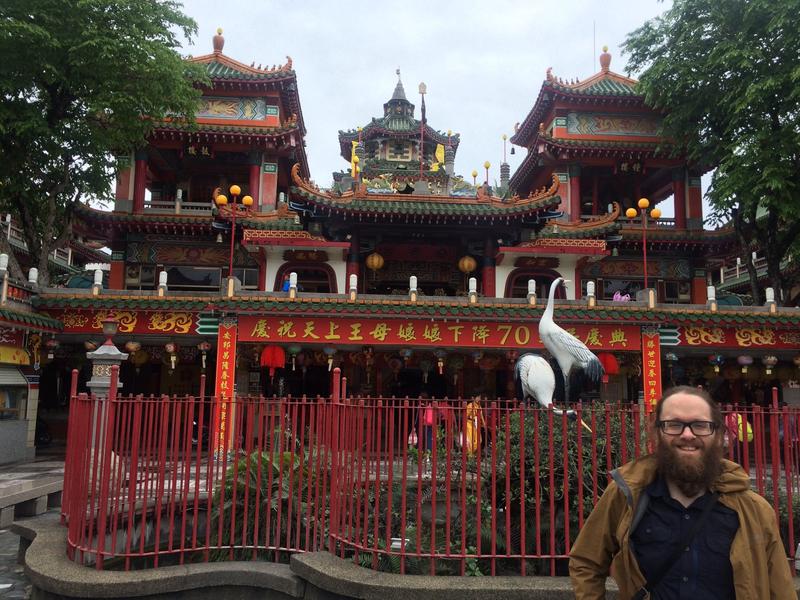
[{"left": 544, "top": 279, "right": 560, "bottom": 322}]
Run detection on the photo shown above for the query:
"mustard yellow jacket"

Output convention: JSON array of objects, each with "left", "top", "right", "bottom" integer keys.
[{"left": 569, "top": 455, "right": 795, "bottom": 599}]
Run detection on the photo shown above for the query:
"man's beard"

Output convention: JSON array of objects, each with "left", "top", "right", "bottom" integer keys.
[{"left": 656, "top": 434, "right": 724, "bottom": 497}]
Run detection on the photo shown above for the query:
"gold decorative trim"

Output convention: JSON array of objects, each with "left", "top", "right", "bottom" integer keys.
[
  {"left": 243, "top": 229, "right": 326, "bottom": 243},
  {"left": 290, "top": 164, "right": 560, "bottom": 208},
  {"left": 519, "top": 238, "right": 607, "bottom": 249}
]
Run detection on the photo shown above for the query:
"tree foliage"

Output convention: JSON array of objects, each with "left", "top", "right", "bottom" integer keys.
[
  {"left": 623, "top": 0, "right": 800, "bottom": 304},
  {"left": 0, "top": 0, "right": 207, "bottom": 285}
]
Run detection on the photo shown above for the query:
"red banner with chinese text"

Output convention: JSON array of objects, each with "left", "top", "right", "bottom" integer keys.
[
  {"left": 642, "top": 330, "right": 662, "bottom": 413},
  {"left": 212, "top": 320, "right": 237, "bottom": 453},
  {"left": 238, "top": 316, "right": 641, "bottom": 351}
]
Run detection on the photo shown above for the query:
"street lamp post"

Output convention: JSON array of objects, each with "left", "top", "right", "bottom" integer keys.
[
  {"left": 625, "top": 197, "right": 661, "bottom": 291},
  {"left": 215, "top": 184, "right": 253, "bottom": 296}
]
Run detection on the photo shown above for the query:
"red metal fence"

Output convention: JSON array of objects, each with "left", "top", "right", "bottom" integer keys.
[{"left": 62, "top": 367, "right": 799, "bottom": 575}]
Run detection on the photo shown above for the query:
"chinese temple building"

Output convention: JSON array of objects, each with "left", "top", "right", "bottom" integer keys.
[{"left": 2, "top": 34, "right": 798, "bottom": 459}]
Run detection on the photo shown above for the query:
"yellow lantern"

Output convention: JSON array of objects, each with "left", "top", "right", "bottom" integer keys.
[
  {"left": 625, "top": 207, "right": 637, "bottom": 219},
  {"left": 229, "top": 184, "right": 241, "bottom": 197},
  {"left": 365, "top": 252, "right": 384, "bottom": 272},
  {"left": 215, "top": 194, "right": 228, "bottom": 206},
  {"left": 650, "top": 207, "right": 662, "bottom": 219},
  {"left": 637, "top": 197, "right": 650, "bottom": 209},
  {"left": 471, "top": 170, "right": 478, "bottom": 178},
  {"left": 458, "top": 255, "right": 477, "bottom": 274},
  {"left": 483, "top": 161, "right": 491, "bottom": 170},
  {"left": 242, "top": 195, "right": 254, "bottom": 207}
]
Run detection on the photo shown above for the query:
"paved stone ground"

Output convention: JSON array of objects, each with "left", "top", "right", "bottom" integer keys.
[{"left": 0, "top": 524, "right": 29, "bottom": 599}]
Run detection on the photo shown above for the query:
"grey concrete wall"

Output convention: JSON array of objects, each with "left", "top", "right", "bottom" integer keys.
[
  {"left": 13, "top": 516, "right": 800, "bottom": 600},
  {"left": 0, "top": 420, "right": 34, "bottom": 465}
]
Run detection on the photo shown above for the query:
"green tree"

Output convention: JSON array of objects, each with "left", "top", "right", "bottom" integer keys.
[
  {"left": 0, "top": 0, "right": 206, "bottom": 285},
  {"left": 623, "top": 0, "right": 800, "bottom": 305}
]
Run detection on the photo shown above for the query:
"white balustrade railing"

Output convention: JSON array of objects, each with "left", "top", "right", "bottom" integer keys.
[{"left": 143, "top": 199, "right": 212, "bottom": 215}]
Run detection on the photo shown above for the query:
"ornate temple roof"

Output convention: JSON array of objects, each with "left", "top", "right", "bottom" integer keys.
[
  {"left": 146, "top": 29, "right": 310, "bottom": 176},
  {"left": 73, "top": 201, "right": 303, "bottom": 240},
  {"left": 290, "top": 164, "right": 561, "bottom": 224},
  {"left": 338, "top": 71, "right": 459, "bottom": 162},
  {"left": 186, "top": 29, "right": 305, "bottom": 134},
  {"left": 510, "top": 48, "right": 644, "bottom": 149},
  {"left": 535, "top": 203, "right": 622, "bottom": 239},
  {"left": 0, "top": 306, "right": 61, "bottom": 332},
  {"left": 33, "top": 291, "right": 800, "bottom": 329}
]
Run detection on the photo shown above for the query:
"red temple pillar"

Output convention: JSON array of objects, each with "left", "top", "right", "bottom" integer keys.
[
  {"left": 569, "top": 164, "right": 581, "bottom": 222},
  {"left": 132, "top": 149, "right": 148, "bottom": 214},
  {"left": 672, "top": 168, "right": 687, "bottom": 229},
  {"left": 249, "top": 152, "right": 262, "bottom": 211},
  {"left": 256, "top": 248, "right": 268, "bottom": 291},
  {"left": 261, "top": 159, "right": 278, "bottom": 209},
  {"left": 108, "top": 243, "right": 125, "bottom": 290},
  {"left": 691, "top": 270, "right": 707, "bottom": 304},
  {"left": 481, "top": 237, "right": 496, "bottom": 297},
  {"left": 687, "top": 174, "right": 703, "bottom": 230},
  {"left": 346, "top": 231, "right": 360, "bottom": 290}
]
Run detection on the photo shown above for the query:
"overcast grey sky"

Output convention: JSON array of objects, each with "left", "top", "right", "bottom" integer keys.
[{"left": 181, "top": 0, "right": 672, "bottom": 192}]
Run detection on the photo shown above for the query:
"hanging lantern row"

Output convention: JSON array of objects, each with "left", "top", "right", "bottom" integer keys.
[
  {"left": 260, "top": 345, "right": 286, "bottom": 377},
  {"left": 399, "top": 348, "right": 413, "bottom": 365},
  {"left": 45, "top": 337, "right": 59, "bottom": 359},
  {"left": 762, "top": 355, "right": 778, "bottom": 375},
  {"left": 458, "top": 255, "right": 477, "bottom": 274},
  {"left": 435, "top": 349, "right": 447, "bottom": 374},
  {"left": 737, "top": 355, "right": 753, "bottom": 374},
  {"left": 708, "top": 354, "right": 725, "bottom": 373},
  {"left": 287, "top": 344, "right": 302, "bottom": 371},
  {"left": 597, "top": 352, "right": 620, "bottom": 384},
  {"left": 323, "top": 346, "right": 336, "bottom": 371},
  {"left": 197, "top": 341, "right": 211, "bottom": 371}
]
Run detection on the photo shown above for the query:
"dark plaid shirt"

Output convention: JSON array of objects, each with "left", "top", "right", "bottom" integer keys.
[{"left": 630, "top": 476, "right": 739, "bottom": 599}]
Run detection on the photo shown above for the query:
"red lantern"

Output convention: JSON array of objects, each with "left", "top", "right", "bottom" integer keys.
[
  {"left": 597, "top": 353, "right": 619, "bottom": 384},
  {"left": 260, "top": 345, "right": 286, "bottom": 377}
]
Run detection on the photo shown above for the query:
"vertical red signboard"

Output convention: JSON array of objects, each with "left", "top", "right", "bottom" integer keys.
[
  {"left": 213, "top": 317, "right": 237, "bottom": 453},
  {"left": 641, "top": 328, "right": 662, "bottom": 414}
]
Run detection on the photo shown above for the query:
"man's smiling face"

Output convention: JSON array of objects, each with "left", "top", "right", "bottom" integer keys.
[{"left": 656, "top": 391, "right": 724, "bottom": 497}]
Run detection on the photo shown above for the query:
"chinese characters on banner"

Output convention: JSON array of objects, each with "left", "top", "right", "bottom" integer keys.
[
  {"left": 238, "top": 316, "right": 641, "bottom": 351},
  {"left": 641, "top": 329, "right": 662, "bottom": 413},
  {"left": 213, "top": 319, "right": 237, "bottom": 454}
]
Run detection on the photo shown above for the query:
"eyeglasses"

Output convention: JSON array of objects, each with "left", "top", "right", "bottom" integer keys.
[{"left": 656, "top": 420, "right": 717, "bottom": 437}]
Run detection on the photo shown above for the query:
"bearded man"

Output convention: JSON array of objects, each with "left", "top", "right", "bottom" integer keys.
[{"left": 569, "top": 386, "right": 794, "bottom": 599}]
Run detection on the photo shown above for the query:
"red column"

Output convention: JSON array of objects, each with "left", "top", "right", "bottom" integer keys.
[
  {"left": 687, "top": 174, "right": 703, "bottom": 229},
  {"left": 256, "top": 248, "right": 267, "bottom": 291},
  {"left": 568, "top": 164, "right": 581, "bottom": 222},
  {"left": 481, "top": 237, "right": 496, "bottom": 297},
  {"left": 346, "top": 233, "right": 360, "bottom": 290},
  {"left": 672, "top": 168, "right": 687, "bottom": 229},
  {"left": 132, "top": 150, "right": 148, "bottom": 214},
  {"left": 691, "top": 272, "right": 707, "bottom": 303},
  {"left": 261, "top": 160, "right": 278, "bottom": 209},
  {"left": 249, "top": 161, "right": 261, "bottom": 212},
  {"left": 108, "top": 262, "right": 124, "bottom": 289}
]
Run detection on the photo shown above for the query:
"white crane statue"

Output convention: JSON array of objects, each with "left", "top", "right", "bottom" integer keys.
[
  {"left": 514, "top": 352, "right": 572, "bottom": 415},
  {"left": 515, "top": 352, "right": 593, "bottom": 432},
  {"left": 539, "top": 277, "right": 604, "bottom": 404}
]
